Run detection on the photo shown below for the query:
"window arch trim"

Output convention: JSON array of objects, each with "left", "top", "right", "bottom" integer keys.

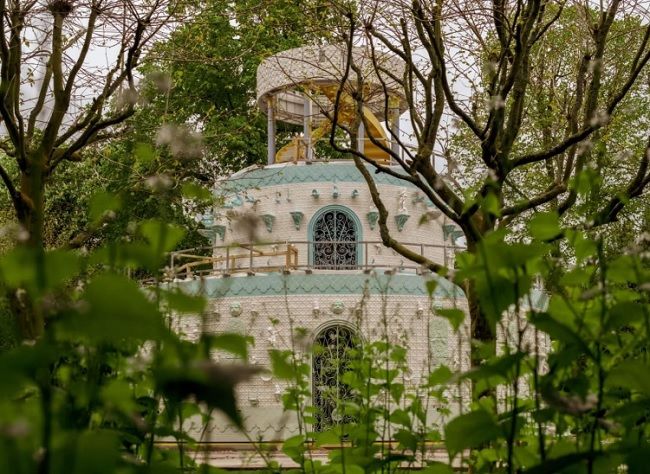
[{"left": 307, "top": 205, "right": 363, "bottom": 268}]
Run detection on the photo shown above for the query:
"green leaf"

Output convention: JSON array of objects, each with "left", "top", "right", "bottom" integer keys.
[
  {"left": 0, "top": 248, "right": 79, "bottom": 291},
  {"left": 390, "top": 383, "right": 405, "bottom": 403},
  {"left": 72, "top": 430, "right": 121, "bottom": 474},
  {"left": 435, "top": 308, "right": 465, "bottom": 331},
  {"left": 463, "top": 352, "right": 526, "bottom": 381},
  {"left": 530, "top": 313, "right": 595, "bottom": 360},
  {"left": 483, "top": 192, "right": 501, "bottom": 217},
  {"left": 182, "top": 182, "right": 213, "bottom": 202},
  {"left": 390, "top": 409, "right": 411, "bottom": 427},
  {"left": 163, "top": 289, "right": 207, "bottom": 314},
  {"left": 212, "top": 333, "right": 250, "bottom": 360},
  {"left": 607, "top": 360, "right": 650, "bottom": 394},
  {"left": 282, "top": 434, "right": 306, "bottom": 463},
  {"left": 134, "top": 142, "right": 156, "bottom": 163},
  {"left": 475, "top": 273, "right": 520, "bottom": 328},
  {"left": 62, "top": 274, "right": 165, "bottom": 342},
  {"left": 394, "top": 429, "right": 419, "bottom": 451},
  {"left": 572, "top": 231, "right": 597, "bottom": 261},
  {"left": 270, "top": 350, "right": 296, "bottom": 379},
  {"left": 89, "top": 191, "right": 121, "bottom": 224},
  {"left": 605, "top": 302, "right": 645, "bottom": 330},
  {"left": 101, "top": 380, "right": 137, "bottom": 414},
  {"left": 425, "top": 279, "right": 438, "bottom": 296},
  {"left": 528, "top": 211, "right": 561, "bottom": 241},
  {"left": 156, "top": 362, "right": 258, "bottom": 428},
  {"left": 428, "top": 365, "right": 453, "bottom": 387},
  {"left": 444, "top": 410, "right": 502, "bottom": 459},
  {"left": 139, "top": 219, "right": 185, "bottom": 254}
]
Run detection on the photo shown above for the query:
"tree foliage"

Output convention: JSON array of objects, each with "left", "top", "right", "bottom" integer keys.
[{"left": 318, "top": 0, "right": 650, "bottom": 362}]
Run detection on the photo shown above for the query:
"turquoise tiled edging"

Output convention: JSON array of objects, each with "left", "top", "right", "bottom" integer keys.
[
  {"left": 170, "top": 272, "right": 466, "bottom": 299},
  {"left": 219, "top": 162, "right": 419, "bottom": 193}
]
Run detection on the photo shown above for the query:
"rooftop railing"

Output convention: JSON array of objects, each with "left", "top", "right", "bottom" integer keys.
[{"left": 167, "top": 240, "right": 464, "bottom": 280}]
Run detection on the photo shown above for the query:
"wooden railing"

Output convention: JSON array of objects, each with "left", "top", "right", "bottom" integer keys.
[{"left": 167, "top": 240, "right": 463, "bottom": 279}]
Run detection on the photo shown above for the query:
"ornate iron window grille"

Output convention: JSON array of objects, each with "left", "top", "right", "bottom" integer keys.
[
  {"left": 312, "top": 209, "right": 358, "bottom": 269},
  {"left": 312, "top": 325, "right": 358, "bottom": 432}
]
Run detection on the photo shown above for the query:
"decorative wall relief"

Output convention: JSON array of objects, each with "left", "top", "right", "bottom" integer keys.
[
  {"left": 312, "top": 300, "right": 321, "bottom": 318},
  {"left": 261, "top": 214, "right": 275, "bottom": 233},
  {"left": 229, "top": 302, "right": 243, "bottom": 317},
  {"left": 224, "top": 194, "right": 243, "bottom": 208},
  {"left": 443, "top": 224, "right": 464, "bottom": 242},
  {"left": 351, "top": 189, "right": 359, "bottom": 198},
  {"left": 200, "top": 213, "right": 214, "bottom": 227},
  {"left": 213, "top": 225, "right": 226, "bottom": 242},
  {"left": 412, "top": 192, "right": 425, "bottom": 204},
  {"left": 331, "top": 301, "right": 345, "bottom": 314},
  {"left": 197, "top": 214, "right": 226, "bottom": 244},
  {"left": 332, "top": 184, "right": 339, "bottom": 199},
  {"left": 290, "top": 211, "right": 304, "bottom": 230},
  {"left": 311, "top": 189, "right": 320, "bottom": 198},
  {"left": 395, "top": 213, "right": 410, "bottom": 232},
  {"left": 367, "top": 209, "right": 379, "bottom": 230},
  {"left": 398, "top": 190, "right": 408, "bottom": 213}
]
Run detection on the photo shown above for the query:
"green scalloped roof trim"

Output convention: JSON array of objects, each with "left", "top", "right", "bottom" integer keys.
[
  {"left": 219, "top": 162, "right": 420, "bottom": 193},
  {"left": 170, "top": 272, "right": 465, "bottom": 299}
]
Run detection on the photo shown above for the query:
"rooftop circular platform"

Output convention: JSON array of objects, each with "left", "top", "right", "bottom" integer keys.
[{"left": 256, "top": 44, "right": 407, "bottom": 124}]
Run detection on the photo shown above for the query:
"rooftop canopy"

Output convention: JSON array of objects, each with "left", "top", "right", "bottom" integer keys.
[{"left": 256, "top": 44, "right": 407, "bottom": 165}]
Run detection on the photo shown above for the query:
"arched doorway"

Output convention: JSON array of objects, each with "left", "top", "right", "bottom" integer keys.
[
  {"left": 312, "top": 324, "right": 359, "bottom": 431},
  {"left": 312, "top": 208, "right": 359, "bottom": 269}
]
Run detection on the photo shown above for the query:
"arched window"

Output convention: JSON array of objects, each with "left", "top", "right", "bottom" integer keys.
[
  {"left": 312, "top": 208, "right": 358, "bottom": 269},
  {"left": 312, "top": 324, "right": 358, "bottom": 431}
]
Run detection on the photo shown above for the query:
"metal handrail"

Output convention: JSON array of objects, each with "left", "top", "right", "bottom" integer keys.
[{"left": 167, "top": 240, "right": 464, "bottom": 279}]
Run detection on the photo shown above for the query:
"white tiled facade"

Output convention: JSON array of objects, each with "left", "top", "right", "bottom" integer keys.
[{"left": 172, "top": 161, "right": 472, "bottom": 442}]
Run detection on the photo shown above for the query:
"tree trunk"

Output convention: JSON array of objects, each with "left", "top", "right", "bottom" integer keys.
[
  {"left": 7, "top": 162, "right": 47, "bottom": 340},
  {"left": 464, "top": 235, "right": 497, "bottom": 400}
]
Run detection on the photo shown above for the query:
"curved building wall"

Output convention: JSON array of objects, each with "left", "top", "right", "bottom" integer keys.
[
  {"left": 170, "top": 160, "right": 470, "bottom": 443},
  {"left": 207, "top": 161, "right": 460, "bottom": 272},
  {"left": 172, "top": 273, "right": 470, "bottom": 442}
]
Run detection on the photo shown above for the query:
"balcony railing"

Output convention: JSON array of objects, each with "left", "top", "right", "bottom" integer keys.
[{"left": 167, "top": 240, "right": 463, "bottom": 280}]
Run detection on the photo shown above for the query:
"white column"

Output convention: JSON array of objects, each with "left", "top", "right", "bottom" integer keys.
[
  {"left": 267, "top": 96, "right": 276, "bottom": 165},
  {"left": 357, "top": 120, "right": 365, "bottom": 155},
  {"left": 303, "top": 94, "right": 313, "bottom": 161}
]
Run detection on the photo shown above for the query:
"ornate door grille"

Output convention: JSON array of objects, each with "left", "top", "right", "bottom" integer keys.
[
  {"left": 313, "top": 209, "right": 358, "bottom": 269},
  {"left": 312, "top": 325, "right": 358, "bottom": 432}
]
